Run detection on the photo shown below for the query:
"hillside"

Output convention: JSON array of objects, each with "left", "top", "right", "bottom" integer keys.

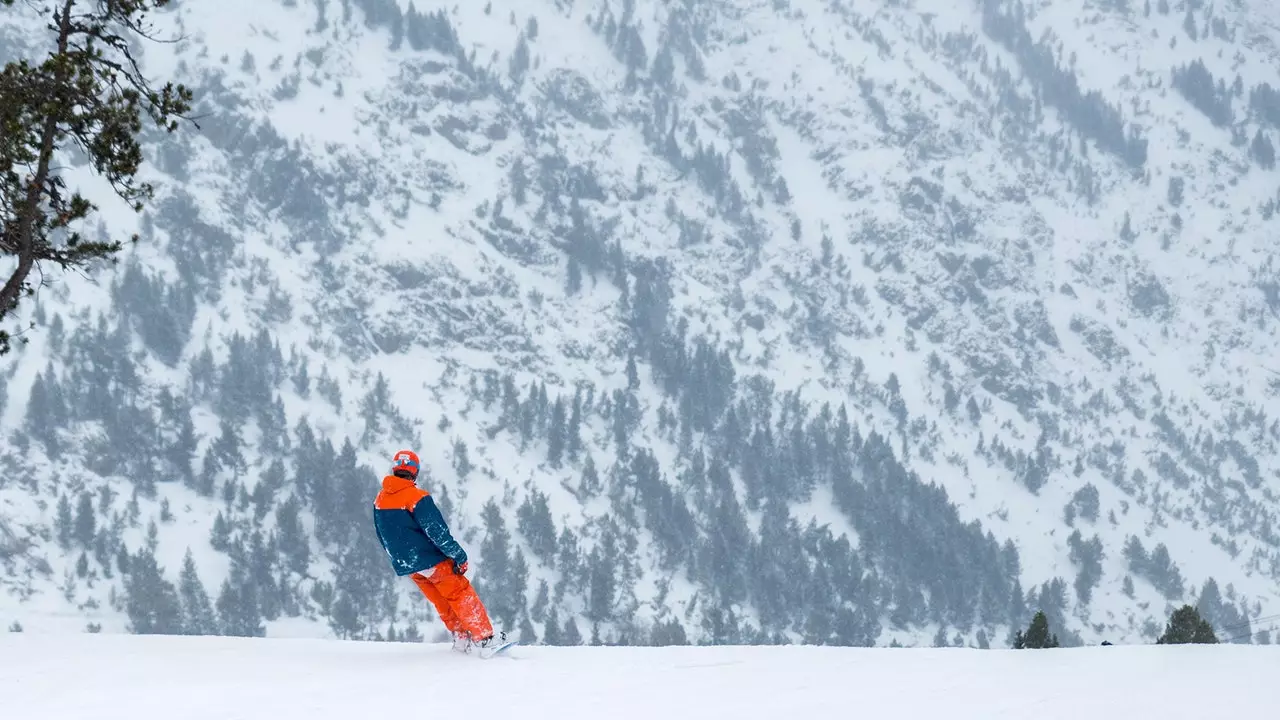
[
  {"left": 1, "top": 633, "right": 1274, "bottom": 719},
  {"left": 3, "top": 0, "right": 1280, "bottom": 647}
]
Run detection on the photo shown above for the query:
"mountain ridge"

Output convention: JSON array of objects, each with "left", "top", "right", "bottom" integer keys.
[{"left": 2, "top": 0, "right": 1279, "bottom": 648}]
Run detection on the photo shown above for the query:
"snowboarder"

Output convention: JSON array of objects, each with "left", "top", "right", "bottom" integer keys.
[{"left": 373, "top": 449, "right": 503, "bottom": 652}]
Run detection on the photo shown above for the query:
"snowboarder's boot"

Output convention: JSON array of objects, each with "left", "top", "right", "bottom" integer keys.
[{"left": 464, "top": 630, "right": 511, "bottom": 658}]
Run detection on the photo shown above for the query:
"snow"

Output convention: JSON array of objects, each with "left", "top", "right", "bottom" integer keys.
[
  {"left": 5, "top": 0, "right": 1280, "bottom": 649},
  {"left": 1, "top": 633, "right": 1275, "bottom": 719}
]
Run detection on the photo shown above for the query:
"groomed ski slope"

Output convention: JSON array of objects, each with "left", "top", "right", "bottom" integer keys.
[{"left": 0, "top": 634, "right": 1274, "bottom": 719}]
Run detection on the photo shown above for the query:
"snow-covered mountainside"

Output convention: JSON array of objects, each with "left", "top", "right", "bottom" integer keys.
[
  {"left": 4, "top": 633, "right": 1275, "bottom": 719},
  {"left": 3, "top": 0, "right": 1280, "bottom": 647}
]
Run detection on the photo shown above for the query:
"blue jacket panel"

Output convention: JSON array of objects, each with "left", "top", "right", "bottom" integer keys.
[{"left": 372, "top": 476, "right": 467, "bottom": 576}]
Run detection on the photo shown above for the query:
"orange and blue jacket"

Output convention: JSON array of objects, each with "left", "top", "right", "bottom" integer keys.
[{"left": 372, "top": 474, "right": 467, "bottom": 576}]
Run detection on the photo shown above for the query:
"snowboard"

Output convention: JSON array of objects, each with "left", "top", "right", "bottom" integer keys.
[
  {"left": 452, "top": 637, "right": 519, "bottom": 660},
  {"left": 473, "top": 640, "right": 518, "bottom": 660}
]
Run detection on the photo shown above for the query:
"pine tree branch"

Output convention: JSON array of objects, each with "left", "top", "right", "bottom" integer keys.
[{"left": 0, "top": 0, "right": 194, "bottom": 354}]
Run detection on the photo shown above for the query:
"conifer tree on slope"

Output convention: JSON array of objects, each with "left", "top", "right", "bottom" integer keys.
[
  {"left": 1157, "top": 605, "right": 1218, "bottom": 645},
  {"left": 1012, "top": 610, "right": 1060, "bottom": 649},
  {"left": 0, "top": 0, "right": 193, "bottom": 353}
]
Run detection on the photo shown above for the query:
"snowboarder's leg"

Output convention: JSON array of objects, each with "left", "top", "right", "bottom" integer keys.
[
  {"left": 429, "top": 566, "right": 495, "bottom": 641},
  {"left": 410, "top": 569, "right": 464, "bottom": 636}
]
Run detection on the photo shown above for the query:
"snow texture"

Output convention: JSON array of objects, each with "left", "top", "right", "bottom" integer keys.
[{"left": 1, "top": 632, "right": 1275, "bottom": 719}]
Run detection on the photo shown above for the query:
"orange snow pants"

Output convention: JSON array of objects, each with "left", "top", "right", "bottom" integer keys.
[{"left": 410, "top": 559, "right": 494, "bottom": 640}]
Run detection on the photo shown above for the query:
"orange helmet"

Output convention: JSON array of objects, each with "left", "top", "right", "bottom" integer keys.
[{"left": 391, "top": 449, "right": 420, "bottom": 479}]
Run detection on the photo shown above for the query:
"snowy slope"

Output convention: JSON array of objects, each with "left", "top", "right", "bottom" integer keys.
[
  {"left": 3, "top": 0, "right": 1280, "bottom": 648},
  {"left": 2, "top": 633, "right": 1276, "bottom": 720}
]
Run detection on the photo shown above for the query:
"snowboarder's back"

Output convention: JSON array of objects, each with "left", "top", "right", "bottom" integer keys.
[{"left": 371, "top": 450, "right": 503, "bottom": 652}]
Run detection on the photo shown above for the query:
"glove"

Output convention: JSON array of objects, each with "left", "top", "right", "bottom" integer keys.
[{"left": 453, "top": 559, "right": 469, "bottom": 575}]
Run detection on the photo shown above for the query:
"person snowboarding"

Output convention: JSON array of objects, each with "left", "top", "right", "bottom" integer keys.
[{"left": 372, "top": 449, "right": 505, "bottom": 653}]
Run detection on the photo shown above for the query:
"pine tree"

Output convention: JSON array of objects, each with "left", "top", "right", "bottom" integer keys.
[
  {"left": 1012, "top": 610, "right": 1060, "bottom": 649},
  {"left": 579, "top": 454, "right": 601, "bottom": 496},
  {"left": 567, "top": 389, "right": 583, "bottom": 460},
  {"left": 518, "top": 613, "right": 538, "bottom": 645},
  {"left": 124, "top": 547, "right": 183, "bottom": 634},
  {"left": 547, "top": 397, "right": 567, "bottom": 467},
  {"left": 55, "top": 494, "right": 73, "bottom": 549},
  {"left": 275, "top": 495, "right": 311, "bottom": 576},
  {"left": 566, "top": 257, "right": 583, "bottom": 295},
  {"left": 178, "top": 550, "right": 218, "bottom": 635},
  {"left": 358, "top": 372, "right": 393, "bottom": 447},
  {"left": 1157, "top": 605, "right": 1218, "bottom": 644},
  {"left": 209, "top": 511, "right": 231, "bottom": 551},
  {"left": 26, "top": 372, "right": 63, "bottom": 449},
  {"left": 543, "top": 606, "right": 563, "bottom": 645},
  {"left": 563, "top": 616, "right": 584, "bottom": 645},
  {"left": 477, "top": 500, "right": 518, "bottom": 628},
  {"left": 586, "top": 539, "right": 618, "bottom": 624},
  {"left": 626, "top": 355, "right": 640, "bottom": 389},
  {"left": 329, "top": 588, "right": 364, "bottom": 640},
  {"left": 0, "top": 0, "right": 194, "bottom": 355},
  {"left": 72, "top": 493, "right": 96, "bottom": 548},
  {"left": 452, "top": 439, "right": 473, "bottom": 479},
  {"left": 516, "top": 490, "right": 557, "bottom": 564},
  {"left": 530, "top": 580, "right": 550, "bottom": 623},
  {"left": 171, "top": 410, "right": 197, "bottom": 485},
  {"left": 216, "top": 574, "right": 264, "bottom": 638},
  {"left": 211, "top": 416, "right": 246, "bottom": 477},
  {"left": 649, "top": 618, "right": 689, "bottom": 646}
]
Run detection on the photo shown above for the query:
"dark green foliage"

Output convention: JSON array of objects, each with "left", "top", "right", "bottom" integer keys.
[
  {"left": 1125, "top": 537, "right": 1184, "bottom": 599},
  {"left": 112, "top": 262, "right": 196, "bottom": 366},
  {"left": 626, "top": 449, "right": 696, "bottom": 569},
  {"left": 649, "top": 618, "right": 689, "bottom": 646},
  {"left": 978, "top": 0, "right": 1147, "bottom": 168},
  {"left": 517, "top": 489, "right": 557, "bottom": 565},
  {"left": 586, "top": 520, "right": 621, "bottom": 624},
  {"left": 1157, "top": 605, "right": 1217, "bottom": 644},
  {"left": 359, "top": 372, "right": 410, "bottom": 448},
  {"left": 217, "top": 330, "right": 284, "bottom": 425},
  {"left": 1012, "top": 610, "right": 1060, "bottom": 649},
  {"left": 217, "top": 572, "right": 264, "bottom": 638},
  {"left": 54, "top": 494, "right": 73, "bottom": 549},
  {"left": 178, "top": 549, "right": 218, "bottom": 635},
  {"left": 209, "top": 511, "right": 231, "bottom": 551},
  {"left": 404, "top": 5, "right": 460, "bottom": 56},
  {"left": 72, "top": 493, "right": 95, "bottom": 548},
  {"left": 0, "top": 0, "right": 194, "bottom": 354},
  {"left": 124, "top": 547, "right": 184, "bottom": 635},
  {"left": 1250, "top": 129, "right": 1275, "bottom": 170},
  {"left": 547, "top": 397, "right": 567, "bottom": 467},
  {"left": 1026, "top": 578, "right": 1080, "bottom": 646},
  {"left": 475, "top": 500, "right": 526, "bottom": 629},
  {"left": 509, "top": 32, "right": 530, "bottom": 84},
  {"left": 542, "top": 606, "right": 563, "bottom": 645},
  {"left": 157, "top": 388, "right": 197, "bottom": 485},
  {"left": 275, "top": 494, "right": 310, "bottom": 576},
  {"left": 1171, "top": 61, "right": 1233, "bottom": 127},
  {"left": 25, "top": 368, "right": 67, "bottom": 452},
  {"left": 1068, "top": 483, "right": 1101, "bottom": 523},
  {"left": 1194, "top": 578, "right": 1250, "bottom": 644},
  {"left": 1251, "top": 83, "right": 1280, "bottom": 129},
  {"left": 562, "top": 616, "right": 584, "bottom": 645},
  {"left": 1067, "top": 530, "right": 1104, "bottom": 604}
]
